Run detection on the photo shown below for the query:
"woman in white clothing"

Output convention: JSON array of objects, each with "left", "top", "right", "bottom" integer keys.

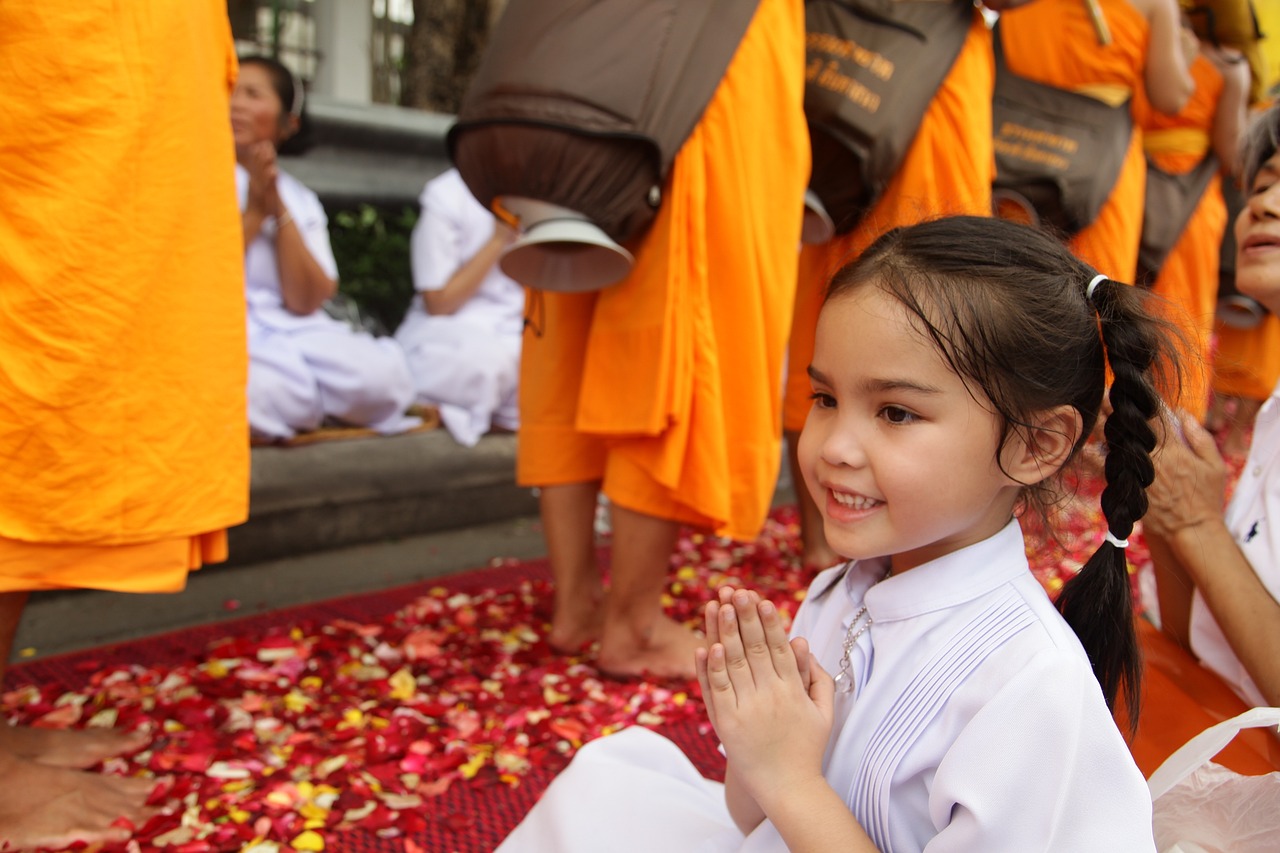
[
  {"left": 1146, "top": 105, "right": 1280, "bottom": 710},
  {"left": 396, "top": 168, "right": 525, "bottom": 447},
  {"left": 499, "top": 215, "right": 1180, "bottom": 851},
  {"left": 232, "top": 56, "right": 418, "bottom": 441}
]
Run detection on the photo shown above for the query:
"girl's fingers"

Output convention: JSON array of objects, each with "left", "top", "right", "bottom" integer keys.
[
  {"left": 717, "top": 602, "right": 756, "bottom": 693},
  {"left": 791, "top": 636, "right": 812, "bottom": 690},
  {"left": 704, "top": 600, "right": 721, "bottom": 647},
  {"left": 730, "top": 591, "right": 771, "bottom": 669},
  {"left": 757, "top": 598, "right": 801, "bottom": 681},
  {"left": 807, "top": 653, "right": 836, "bottom": 718},
  {"left": 702, "top": 643, "right": 736, "bottom": 705},
  {"left": 695, "top": 647, "right": 719, "bottom": 721}
]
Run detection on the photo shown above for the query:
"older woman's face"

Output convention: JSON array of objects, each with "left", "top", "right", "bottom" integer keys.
[
  {"left": 230, "top": 63, "right": 291, "bottom": 150},
  {"left": 1235, "top": 152, "right": 1280, "bottom": 315}
]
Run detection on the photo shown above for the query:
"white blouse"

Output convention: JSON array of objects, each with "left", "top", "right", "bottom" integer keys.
[{"left": 746, "top": 520, "right": 1156, "bottom": 852}]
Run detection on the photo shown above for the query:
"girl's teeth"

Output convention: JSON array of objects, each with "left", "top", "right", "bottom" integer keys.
[{"left": 832, "top": 491, "right": 878, "bottom": 510}]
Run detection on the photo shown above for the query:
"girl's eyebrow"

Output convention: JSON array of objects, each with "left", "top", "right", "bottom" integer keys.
[{"left": 807, "top": 365, "right": 940, "bottom": 395}]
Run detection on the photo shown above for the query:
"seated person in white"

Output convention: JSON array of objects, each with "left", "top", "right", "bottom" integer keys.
[
  {"left": 395, "top": 168, "right": 525, "bottom": 447},
  {"left": 1147, "top": 104, "right": 1280, "bottom": 709},
  {"left": 232, "top": 55, "right": 418, "bottom": 441}
]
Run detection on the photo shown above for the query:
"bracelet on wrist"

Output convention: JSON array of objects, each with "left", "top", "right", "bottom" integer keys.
[{"left": 276, "top": 210, "right": 294, "bottom": 232}]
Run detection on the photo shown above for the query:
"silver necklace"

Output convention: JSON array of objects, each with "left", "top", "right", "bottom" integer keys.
[{"left": 833, "top": 566, "right": 892, "bottom": 695}]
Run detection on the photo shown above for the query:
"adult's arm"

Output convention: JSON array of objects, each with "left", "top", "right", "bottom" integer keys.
[
  {"left": 422, "top": 222, "right": 514, "bottom": 316},
  {"left": 1144, "top": 411, "right": 1280, "bottom": 706},
  {"left": 1205, "top": 44, "right": 1252, "bottom": 174},
  {"left": 1136, "top": 0, "right": 1195, "bottom": 115},
  {"left": 273, "top": 207, "right": 336, "bottom": 316}
]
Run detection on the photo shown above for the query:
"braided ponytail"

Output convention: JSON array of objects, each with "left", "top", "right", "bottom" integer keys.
[{"left": 1054, "top": 275, "right": 1162, "bottom": 730}]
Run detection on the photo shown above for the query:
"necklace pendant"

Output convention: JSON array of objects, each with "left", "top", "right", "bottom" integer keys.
[{"left": 834, "top": 669, "right": 855, "bottom": 695}]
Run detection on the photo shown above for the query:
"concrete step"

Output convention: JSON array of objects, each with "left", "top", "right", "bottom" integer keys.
[{"left": 228, "top": 429, "right": 537, "bottom": 567}]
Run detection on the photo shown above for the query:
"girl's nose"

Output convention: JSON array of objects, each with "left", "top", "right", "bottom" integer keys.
[{"left": 821, "top": 419, "right": 867, "bottom": 468}]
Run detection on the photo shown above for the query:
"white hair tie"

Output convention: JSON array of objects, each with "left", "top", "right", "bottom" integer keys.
[
  {"left": 1103, "top": 530, "right": 1129, "bottom": 549},
  {"left": 1086, "top": 274, "right": 1107, "bottom": 300}
]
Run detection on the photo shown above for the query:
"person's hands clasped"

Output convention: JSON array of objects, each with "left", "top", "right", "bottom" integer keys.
[
  {"left": 242, "top": 139, "right": 281, "bottom": 217},
  {"left": 1144, "top": 409, "right": 1228, "bottom": 539},
  {"left": 695, "top": 587, "right": 833, "bottom": 806}
]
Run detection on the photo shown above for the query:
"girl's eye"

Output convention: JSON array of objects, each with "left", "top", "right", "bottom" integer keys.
[
  {"left": 809, "top": 391, "right": 836, "bottom": 410},
  {"left": 880, "top": 406, "right": 917, "bottom": 425},
  {"left": 1251, "top": 180, "right": 1276, "bottom": 196}
]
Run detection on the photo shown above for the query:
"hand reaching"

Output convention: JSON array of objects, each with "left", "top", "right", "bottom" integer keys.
[
  {"left": 695, "top": 587, "right": 834, "bottom": 807},
  {"left": 1144, "top": 409, "right": 1228, "bottom": 539}
]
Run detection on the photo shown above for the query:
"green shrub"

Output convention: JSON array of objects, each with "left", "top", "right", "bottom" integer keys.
[{"left": 327, "top": 203, "right": 419, "bottom": 335}]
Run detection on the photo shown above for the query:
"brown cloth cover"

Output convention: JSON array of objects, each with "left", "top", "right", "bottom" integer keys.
[
  {"left": 804, "top": 0, "right": 972, "bottom": 234},
  {"left": 447, "top": 0, "right": 761, "bottom": 246},
  {"left": 991, "top": 21, "right": 1134, "bottom": 238}
]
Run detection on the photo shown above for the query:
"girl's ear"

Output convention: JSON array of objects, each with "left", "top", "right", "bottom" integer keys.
[{"left": 1006, "top": 405, "right": 1082, "bottom": 485}]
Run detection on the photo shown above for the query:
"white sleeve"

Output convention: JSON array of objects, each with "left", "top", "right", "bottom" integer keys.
[
  {"left": 410, "top": 178, "right": 464, "bottom": 293},
  {"left": 924, "top": 653, "right": 1156, "bottom": 853}
]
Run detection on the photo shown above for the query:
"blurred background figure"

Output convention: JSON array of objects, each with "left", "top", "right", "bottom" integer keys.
[
  {"left": 0, "top": 2, "right": 248, "bottom": 846},
  {"left": 1138, "top": 19, "right": 1251, "bottom": 421},
  {"left": 396, "top": 167, "right": 524, "bottom": 447},
  {"left": 996, "top": 0, "right": 1195, "bottom": 283},
  {"left": 234, "top": 56, "right": 420, "bottom": 443}
]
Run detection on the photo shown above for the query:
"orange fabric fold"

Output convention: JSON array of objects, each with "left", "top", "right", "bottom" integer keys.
[
  {"left": 999, "top": 0, "right": 1149, "bottom": 282},
  {"left": 782, "top": 12, "right": 995, "bottom": 433},
  {"left": 1141, "top": 55, "right": 1228, "bottom": 420},
  {"left": 0, "top": 2, "right": 249, "bottom": 592},
  {"left": 516, "top": 0, "right": 810, "bottom": 541},
  {"left": 1214, "top": 314, "right": 1280, "bottom": 402}
]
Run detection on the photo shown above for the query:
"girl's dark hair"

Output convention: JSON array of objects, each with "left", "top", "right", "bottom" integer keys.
[
  {"left": 1240, "top": 104, "right": 1280, "bottom": 188},
  {"left": 827, "top": 215, "right": 1180, "bottom": 729},
  {"left": 238, "top": 54, "right": 312, "bottom": 155}
]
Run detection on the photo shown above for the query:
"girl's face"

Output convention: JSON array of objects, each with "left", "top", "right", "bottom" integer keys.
[
  {"left": 230, "top": 63, "right": 294, "bottom": 150},
  {"left": 797, "top": 285, "right": 1027, "bottom": 574},
  {"left": 1236, "top": 151, "right": 1280, "bottom": 314}
]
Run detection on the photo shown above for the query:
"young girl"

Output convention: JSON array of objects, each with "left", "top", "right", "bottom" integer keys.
[
  {"left": 233, "top": 56, "right": 419, "bottom": 441},
  {"left": 497, "top": 215, "right": 1172, "bottom": 851}
]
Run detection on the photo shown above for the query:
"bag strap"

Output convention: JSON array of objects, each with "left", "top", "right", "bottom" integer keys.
[
  {"left": 1147, "top": 707, "right": 1280, "bottom": 800},
  {"left": 1137, "top": 152, "right": 1221, "bottom": 283}
]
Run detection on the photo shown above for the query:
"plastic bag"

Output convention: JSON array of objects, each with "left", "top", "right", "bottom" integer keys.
[{"left": 1148, "top": 707, "right": 1280, "bottom": 852}]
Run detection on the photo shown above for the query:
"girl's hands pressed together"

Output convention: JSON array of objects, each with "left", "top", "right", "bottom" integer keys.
[{"left": 695, "top": 587, "right": 834, "bottom": 808}]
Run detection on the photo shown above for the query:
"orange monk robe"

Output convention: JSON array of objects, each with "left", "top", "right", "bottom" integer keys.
[
  {"left": 516, "top": 0, "right": 810, "bottom": 542},
  {"left": 0, "top": 2, "right": 249, "bottom": 593},
  {"left": 1214, "top": 314, "right": 1280, "bottom": 403},
  {"left": 1139, "top": 55, "right": 1228, "bottom": 420},
  {"left": 782, "top": 12, "right": 995, "bottom": 433},
  {"left": 999, "top": 0, "right": 1149, "bottom": 283}
]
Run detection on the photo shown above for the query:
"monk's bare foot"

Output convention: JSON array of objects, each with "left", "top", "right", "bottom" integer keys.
[
  {"left": 0, "top": 723, "right": 150, "bottom": 769},
  {"left": 547, "top": 586, "right": 605, "bottom": 656},
  {"left": 0, "top": 751, "right": 156, "bottom": 851},
  {"left": 596, "top": 614, "right": 703, "bottom": 681}
]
